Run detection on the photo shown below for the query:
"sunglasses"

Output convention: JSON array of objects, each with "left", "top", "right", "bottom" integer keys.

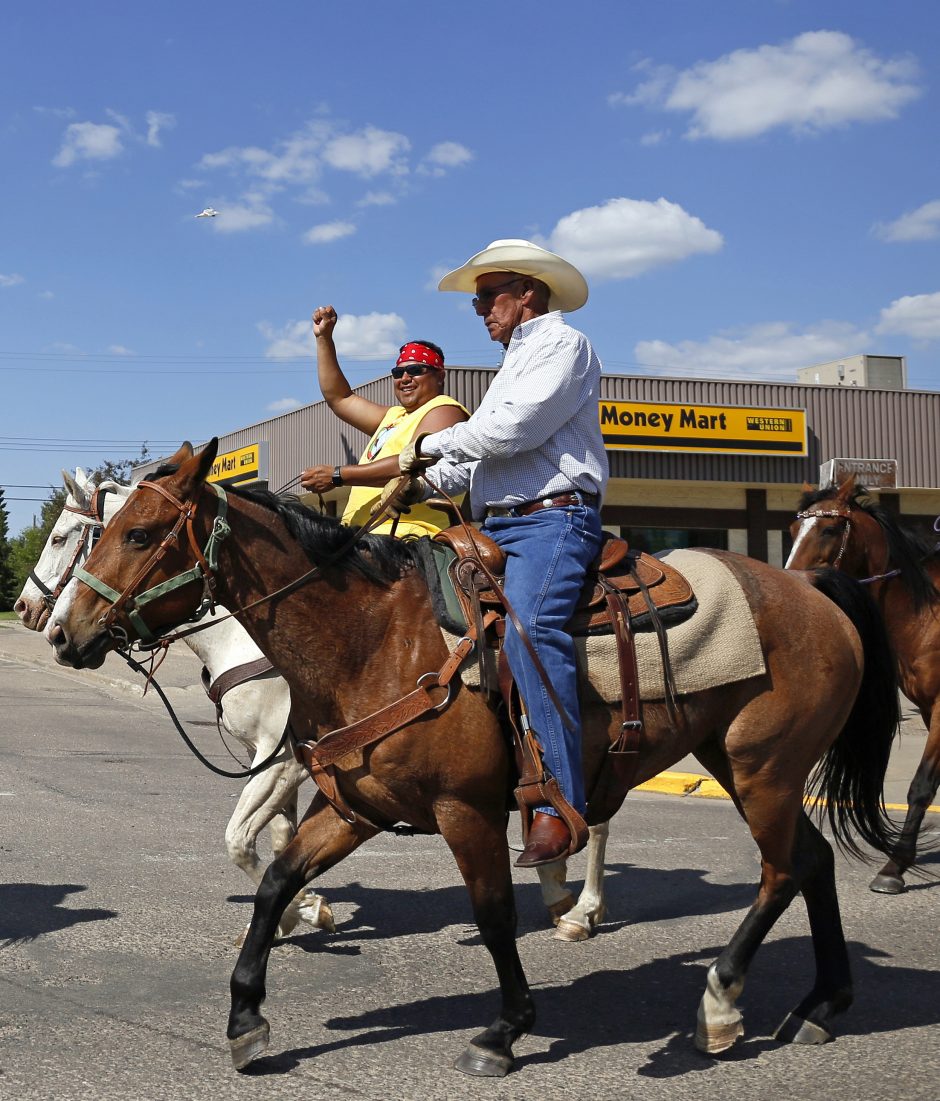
[
  {"left": 391, "top": 363, "right": 439, "bottom": 379},
  {"left": 471, "top": 277, "right": 524, "bottom": 311}
]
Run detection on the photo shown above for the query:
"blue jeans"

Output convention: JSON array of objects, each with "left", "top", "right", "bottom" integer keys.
[{"left": 483, "top": 504, "right": 603, "bottom": 816}]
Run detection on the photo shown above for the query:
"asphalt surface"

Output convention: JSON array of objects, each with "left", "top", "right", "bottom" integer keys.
[{"left": 1, "top": 621, "right": 938, "bottom": 1101}]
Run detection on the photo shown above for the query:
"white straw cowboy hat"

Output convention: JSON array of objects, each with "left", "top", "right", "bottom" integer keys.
[{"left": 438, "top": 239, "right": 589, "bottom": 313}]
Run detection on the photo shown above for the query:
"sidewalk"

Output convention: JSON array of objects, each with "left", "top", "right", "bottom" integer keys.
[{"left": 0, "top": 619, "right": 934, "bottom": 810}]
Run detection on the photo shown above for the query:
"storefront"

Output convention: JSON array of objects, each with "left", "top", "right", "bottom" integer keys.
[{"left": 134, "top": 368, "right": 940, "bottom": 566}]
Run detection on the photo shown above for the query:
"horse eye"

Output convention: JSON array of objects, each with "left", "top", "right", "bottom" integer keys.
[
  {"left": 51, "top": 534, "right": 66, "bottom": 547},
  {"left": 127, "top": 528, "right": 150, "bottom": 546}
]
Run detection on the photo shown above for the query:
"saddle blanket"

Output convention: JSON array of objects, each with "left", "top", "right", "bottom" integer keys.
[{"left": 440, "top": 548, "right": 766, "bottom": 703}]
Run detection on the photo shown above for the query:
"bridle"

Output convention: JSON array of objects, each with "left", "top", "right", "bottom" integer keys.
[
  {"left": 30, "top": 484, "right": 112, "bottom": 611},
  {"left": 795, "top": 506, "right": 853, "bottom": 569},
  {"left": 73, "top": 479, "right": 231, "bottom": 646}
]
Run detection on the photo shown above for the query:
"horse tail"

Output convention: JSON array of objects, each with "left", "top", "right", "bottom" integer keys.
[{"left": 806, "top": 566, "right": 902, "bottom": 860}]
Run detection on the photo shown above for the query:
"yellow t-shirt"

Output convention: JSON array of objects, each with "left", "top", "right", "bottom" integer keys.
[{"left": 341, "top": 394, "right": 468, "bottom": 537}]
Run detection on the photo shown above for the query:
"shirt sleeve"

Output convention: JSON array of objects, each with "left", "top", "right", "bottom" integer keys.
[{"left": 421, "top": 330, "right": 593, "bottom": 463}]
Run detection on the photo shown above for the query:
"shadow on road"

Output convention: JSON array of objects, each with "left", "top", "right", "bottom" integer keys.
[
  {"left": 0, "top": 882, "right": 117, "bottom": 946},
  {"left": 239, "top": 935, "right": 940, "bottom": 1078}
]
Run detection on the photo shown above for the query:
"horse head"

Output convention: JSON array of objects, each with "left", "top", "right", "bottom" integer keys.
[
  {"left": 45, "top": 439, "right": 220, "bottom": 669},
  {"left": 786, "top": 475, "right": 884, "bottom": 575},
  {"left": 14, "top": 469, "right": 131, "bottom": 632}
]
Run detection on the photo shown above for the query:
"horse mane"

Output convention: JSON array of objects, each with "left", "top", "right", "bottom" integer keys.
[
  {"left": 227, "top": 485, "right": 419, "bottom": 585},
  {"left": 798, "top": 484, "right": 940, "bottom": 611}
]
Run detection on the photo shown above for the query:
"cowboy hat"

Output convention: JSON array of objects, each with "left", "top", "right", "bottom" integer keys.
[{"left": 438, "top": 239, "right": 589, "bottom": 313}]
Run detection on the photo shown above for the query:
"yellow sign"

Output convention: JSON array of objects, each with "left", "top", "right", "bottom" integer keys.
[
  {"left": 599, "top": 400, "right": 808, "bottom": 456},
  {"left": 207, "top": 442, "right": 268, "bottom": 485}
]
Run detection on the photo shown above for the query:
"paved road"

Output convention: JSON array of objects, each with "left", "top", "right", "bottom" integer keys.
[{"left": 1, "top": 623, "right": 938, "bottom": 1100}]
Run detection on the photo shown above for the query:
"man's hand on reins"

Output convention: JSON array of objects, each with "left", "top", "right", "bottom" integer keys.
[
  {"left": 372, "top": 475, "right": 429, "bottom": 519},
  {"left": 398, "top": 433, "right": 434, "bottom": 475}
]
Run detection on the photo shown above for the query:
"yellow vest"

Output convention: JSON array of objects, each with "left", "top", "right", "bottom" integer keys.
[{"left": 342, "top": 395, "right": 468, "bottom": 537}]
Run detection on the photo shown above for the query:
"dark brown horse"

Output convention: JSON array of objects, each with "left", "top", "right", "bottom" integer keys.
[
  {"left": 788, "top": 476, "right": 940, "bottom": 893},
  {"left": 46, "top": 441, "right": 900, "bottom": 1077}
]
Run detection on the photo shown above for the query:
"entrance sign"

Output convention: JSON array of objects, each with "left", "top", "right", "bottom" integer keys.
[
  {"left": 819, "top": 457, "right": 898, "bottom": 489},
  {"left": 599, "top": 400, "right": 808, "bottom": 456},
  {"left": 207, "top": 442, "right": 269, "bottom": 487}
]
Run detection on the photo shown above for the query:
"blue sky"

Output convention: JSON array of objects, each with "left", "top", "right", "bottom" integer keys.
[{"left": 3, "top": 1, "right": 939, "bottom": 534}]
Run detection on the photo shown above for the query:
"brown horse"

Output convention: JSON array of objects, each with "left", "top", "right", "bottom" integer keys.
[
  {"left": 46, "top": 441, "right": 900, "bottom": 1077},
  {"left": 788, "top": 476, "right": 940, "bottom": 893}
]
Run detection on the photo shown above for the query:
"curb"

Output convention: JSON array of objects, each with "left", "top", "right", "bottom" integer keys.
[{"left": 637, "top": 771, "right": 940, "bottom": 815}]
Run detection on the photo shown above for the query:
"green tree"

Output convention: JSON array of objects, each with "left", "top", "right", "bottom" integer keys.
[
  {"left": 6, "top": 488, "right": 67, "bottom": 604},
  {"left": 0, "top": 488, "right": 14, "bottom": 610}
]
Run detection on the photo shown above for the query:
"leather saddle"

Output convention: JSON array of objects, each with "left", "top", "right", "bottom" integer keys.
[{"left": 432, "top": 526, "right": 697, "bottom": 637}]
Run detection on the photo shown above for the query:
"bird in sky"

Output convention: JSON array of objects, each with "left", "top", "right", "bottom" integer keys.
[{"left": 195, "top": 208, "right": 219, "bottom": 218}]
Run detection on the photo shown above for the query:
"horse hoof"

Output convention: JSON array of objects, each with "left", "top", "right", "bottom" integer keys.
[
  {"left": 774, "top": 1012, "right": 833, "bottom": 1045},
  {"left": 694, "top": 1019, "right": 743, "bottom": 1055},
  {"left": 554, "top": 918, "right": 590, "bottom": 942},
  {"left": 230, "top": 1020, "right": 270, "bottom": 1071},
  {"left": 869, "top": 872, "right": 906, "bottom": 895},
  {"left": 300, "top": 896, "right": 336, "bottom": 933},
  {"left": 454, "top": 1043, "right": 513, "bottom": 1077}
]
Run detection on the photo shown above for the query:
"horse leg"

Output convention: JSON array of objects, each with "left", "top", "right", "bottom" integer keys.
[
  {"left": 442, "top": 809, "right": 535, "bottom": 1077},
  {"left": 266, "top": 789, "right": 336, "bottom": 937},
  {"left": 775, "top": 813, "right": 852, "bottom": 1044},
  {"left": 551, "top": 821, "right": 610, "bottom": 942},
  {"left": 695, "top": 782, "right": 803, "bottom": 1056},
  {"left": 226, "top": 760, "right": 334, "bottom": 945},
  {"left": 227, "top": 794, "right": 375, "bottom": 1071},
  {"left": 870, "top": 706, "right": 940, "bottom": 894}
]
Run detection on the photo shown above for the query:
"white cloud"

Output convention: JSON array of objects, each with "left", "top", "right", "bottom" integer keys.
[
  {"left": 639, "top": 130, "right": 668, "bottom": 147},
  {"left": 107, "top": 344, "right": 135, "bottom": 355},
  {"left": 876, "top": 292, "right": 940, "bottom": 341},
  {"left": 873, "top": 200, "right": 940, "bottom": 243},
  {"left": 302, "top": 219, "right": 356, "bottom": 245},
  {"left": 425, "top": 263, "right": 451, "bottom": 292},
  {"left": 543, "top": 197, "right": 723, "bottom": 280},
  {"left": 419, "top": 141, "right": 474, "bottom": 176},
  {"left": 357, "top": 190, "right": 397, "bottom": 207},
  {"left": 211, "top": 199, "right": 275, "bottom": 233},
  {"left": 53, "top": 121, "right": 124, "bottom": 166},
  {"left": 145, "top": 110, "right": 176, "bottom": 147},
  {"left": 38, "top": 290, "right": 54, "bottom": 300},
  {"left": 615, "top": 31, "right": 921, "bottom": 140},
  {"left": 323, "top": 126, "right": 410, "bottom": 177},
  {"left": 633, "top": 320, "right": 870, "bottom": 380},
  {"left": 259, "top": 312, "right": 407, "bottom": 361},
  {"left": 267, "top": 397, "right": 302, "bottom": 414},
  {"left": 0, "top": 273, "right": 25, "bottom": 288}
]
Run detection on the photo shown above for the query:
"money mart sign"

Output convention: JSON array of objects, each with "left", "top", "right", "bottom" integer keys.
[{"left": 599, "top": 400, "right": 808, "bottom": 457}]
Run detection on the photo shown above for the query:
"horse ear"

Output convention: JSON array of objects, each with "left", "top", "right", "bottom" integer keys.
[
  {"left": 162, "top": 441, "right": 195, "bottom": 468},
  {"left": 62, "top": 469, "right": 89, "bottom": 509},
  {"left": 838, "top": 473, "right": 856, "bottom": 501},
  {"left": 195, "top": 438, "right": 219, "bottom": 484},
  {"left": 801, "top": 481, "right": 814, "bottom": 494}
]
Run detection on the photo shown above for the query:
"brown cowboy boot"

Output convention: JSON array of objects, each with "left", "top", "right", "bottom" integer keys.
[{"left": 515, "top": 811, "right": 575, "bottom": 868}]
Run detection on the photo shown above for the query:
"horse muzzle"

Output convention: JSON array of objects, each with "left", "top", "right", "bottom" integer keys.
[{"left": 45, "top": 619, "right": 111, "bottom": 670}]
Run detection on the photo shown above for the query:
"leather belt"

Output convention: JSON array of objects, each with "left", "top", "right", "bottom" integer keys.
[{"left": 486, "top": 491, "right": 599, "bottom": 519}]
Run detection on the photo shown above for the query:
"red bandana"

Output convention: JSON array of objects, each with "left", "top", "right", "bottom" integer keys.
[{"left": 396, "top": 342, "right": 444, "bottom": 372}]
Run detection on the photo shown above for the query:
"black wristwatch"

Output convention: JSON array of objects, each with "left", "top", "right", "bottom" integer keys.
[{"left": 331, "top": 465, "right": 344, "bottom": 488}]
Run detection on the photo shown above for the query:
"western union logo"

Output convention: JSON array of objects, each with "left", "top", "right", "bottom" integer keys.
[
  {"left": 599, "top": 401, "right": 807, "bottom": 456},
  {"left": 207, "top": 442, "right": 268, "bottom": 485}
]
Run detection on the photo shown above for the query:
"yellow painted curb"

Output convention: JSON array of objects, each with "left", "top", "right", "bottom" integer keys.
[{"left": 636, "top": 772, "right": 940, "bottom": 814}]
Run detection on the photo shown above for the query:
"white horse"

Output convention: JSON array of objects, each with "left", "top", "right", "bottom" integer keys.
[{"left": 15, "top": 470, "right": 609, "bottom": 942}]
